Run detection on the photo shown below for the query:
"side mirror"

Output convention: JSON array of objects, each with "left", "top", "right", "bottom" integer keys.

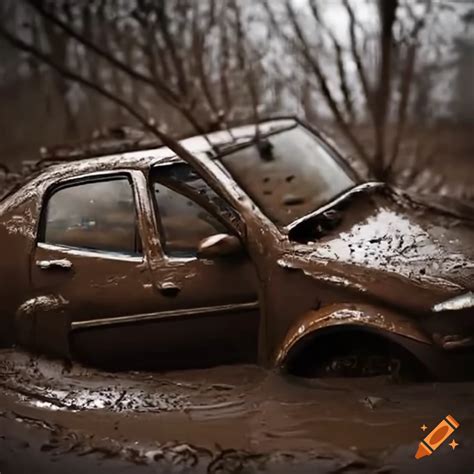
[{"left": 197, "top": 233, "right": 243, "bottom": 258}]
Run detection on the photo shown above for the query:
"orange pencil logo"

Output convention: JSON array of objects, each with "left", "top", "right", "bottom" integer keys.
[{"left": 415, "top": 414, "right": 460, "bottom": 459}]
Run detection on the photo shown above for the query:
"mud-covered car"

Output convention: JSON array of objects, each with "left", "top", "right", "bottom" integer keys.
[{"left": 0, "top": 118, "right": 473, "bottom": 379}]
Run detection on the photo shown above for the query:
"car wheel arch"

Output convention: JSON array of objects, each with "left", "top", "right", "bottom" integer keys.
[{"left": 274, "top": 303, "right": 431, "bottom": 372}]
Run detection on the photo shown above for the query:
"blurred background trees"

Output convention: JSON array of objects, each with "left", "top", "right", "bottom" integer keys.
[{"left": 0, "top": 0, "right": 472, "bottom": 199}]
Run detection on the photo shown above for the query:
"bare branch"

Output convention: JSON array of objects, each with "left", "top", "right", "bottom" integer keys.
[
  {"left": 308, "top": 0, "right": 355, "bottom": 122},
  {"left": 25, "top": 0, "right": 181, "bottom": 104},
  {"left": 0, "top": 23, "right": 154, "bottom": 136},
  {"left": 373, "top": 0, "right": 399, "bottom": 176},
  {"left": 386, "top": 43, "right": 416, "bottom": 175},
  {"left": 387, "top": 1, "right": 431, "bottom": 173},
  {"left": 229, "top": 0, "right": 261, "bottom": 133},
  {"left": 154, "top": 1, "right": 189, "bottom": 96},
  {"left": 342, "top": 0, "right": 374, "bottom": 121},
  {"left": 0, "top": 21, "right": 226, "bottom": 193},
  {"left": 191, "top": 3, "right": 220, "bottom": 124},
  {"left": 218, "top": 6, "right": 234, "bottom": 121},
  {"left": 131, "top": 9, "right": 172, "bottom": 86},
  {"left": 284, "top": 0, "right": 371, "bottom": 165}
]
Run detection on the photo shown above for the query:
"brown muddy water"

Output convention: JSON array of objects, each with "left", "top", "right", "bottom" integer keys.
[{"left": 1, "top": 349, "right": 473, "bottom": 473}]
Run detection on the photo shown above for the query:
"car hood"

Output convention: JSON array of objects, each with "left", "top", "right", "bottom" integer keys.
[{"left": 279, "top": 188, "right": 474, "bottom": 312}]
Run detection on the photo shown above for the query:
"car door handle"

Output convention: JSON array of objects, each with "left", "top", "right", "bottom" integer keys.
[
  {"left": 36, "top": 259, "right": 73, "bottom": 270},
  {"left": 159, "top": 281, "right": 181, "bottom": 297}
]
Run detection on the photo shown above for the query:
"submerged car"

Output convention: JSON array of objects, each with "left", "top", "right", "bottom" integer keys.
[{"left": 0, "top": 118, "right": 473, "bottom": 379}]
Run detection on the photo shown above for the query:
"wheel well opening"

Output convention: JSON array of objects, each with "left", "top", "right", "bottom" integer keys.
[{"left": 284, "top": 326, "right": 432, "bottom": 380}]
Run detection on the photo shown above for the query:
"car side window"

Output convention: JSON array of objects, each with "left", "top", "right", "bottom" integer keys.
[
  {"left": 153, "top": 182, "right": 227, "bottom": 258},
  {"left": 42, "top": 177, "right": 141, "bottom": 255}
]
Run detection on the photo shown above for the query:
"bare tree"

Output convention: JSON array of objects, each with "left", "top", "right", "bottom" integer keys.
[
  {"left": 261, "top": 0, "right": 433, "bottom": 180},
  {"left": 1, "top": 0, "right": 470, "bottom": 200},
  {"left": 0, "top": 0, "right": 277, "bottom": 204},
  {"left": 0, "top": 0, "right": 271, "bottom": 146}
]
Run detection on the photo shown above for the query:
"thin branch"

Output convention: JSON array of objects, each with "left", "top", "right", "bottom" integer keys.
[
  {"left": 154, "top": 1, "right": 189, "bottom": 96},
  {"left": 374, "top": 0, "right": 399, "bottom": 176},
  {"left": 131, "top": 9, "right": 172, "bottom": 88},
  {"left": 259, "top": 0, "right": 292, "bottom": 44},
  {"left": 218, "top": 7, "right": 234, "bottom": 121},
  {"left": 334, "top": 40, "right": 355, "bottom": 123},
  {"left": 0, "top": 24, "right": 153, "bottom": 136},
  {"left": 191, "top": 3, "right": 220, "bottom": 124},
  {"left": 308, "top": 0, "right": 355, "bottom": 122},
  {"left": 385, "top": 43, "right": 416, "bottom": 176},
  {"left": 284, "top": 0, "right": 370, "bottom": 165},
  {"left": 386, "top": 1, "right": 430, "bottom": 173},
  {"left": 230, "top": 0, "right": 262, "bottom": 135},
  {"left": 0, "top": 23, "right": 219, "bottom": 177},
  {"left": 342, "top": 0, "right": 375, "bottom": 123},
  {"left": 25, "top": 0, "right": 181, "bottom": 104}
]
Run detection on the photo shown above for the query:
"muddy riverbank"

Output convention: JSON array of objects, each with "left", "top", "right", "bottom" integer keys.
[{"left": 1, "top": 349, "right": 473, "bottom": 473}]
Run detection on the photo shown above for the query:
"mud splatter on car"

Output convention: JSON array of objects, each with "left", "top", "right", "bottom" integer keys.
[{"left": 1, "top": 118, "right": 472, "bottom": 380}]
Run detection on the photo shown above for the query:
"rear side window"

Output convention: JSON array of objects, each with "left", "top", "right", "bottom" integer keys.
[{"left": 41, "top": 177, "right": 141, "bottom": 255}]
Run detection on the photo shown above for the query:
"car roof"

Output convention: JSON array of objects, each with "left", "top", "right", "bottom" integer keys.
[{"left": 46, "top": 118, "right": 296, "bottom": 175}]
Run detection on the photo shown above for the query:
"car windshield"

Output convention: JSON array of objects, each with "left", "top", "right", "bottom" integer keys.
[{"left": 219, "top": 125, "right": 356, "bottom": 226}]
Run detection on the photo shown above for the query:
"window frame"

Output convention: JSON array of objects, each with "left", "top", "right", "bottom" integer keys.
[
  {"left": 149, "top": 165, "right": 235, "bottom": 260},
  {"left": 37, "top": 171, "right": 143, "bottom": 258}
]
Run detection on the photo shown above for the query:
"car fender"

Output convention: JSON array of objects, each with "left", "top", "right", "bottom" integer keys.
[
  {"left": 15, "top": 294, "right": 71, "bottom": 357},
  {"left": 274, "top": 303, "right": 432, "bottom": 366}
]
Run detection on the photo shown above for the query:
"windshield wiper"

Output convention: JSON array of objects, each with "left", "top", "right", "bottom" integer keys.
[{"left": 285, "top": 182, "right": 385, "bottom": 239}]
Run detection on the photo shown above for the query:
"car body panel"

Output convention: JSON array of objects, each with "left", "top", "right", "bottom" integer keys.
[
  {"left": 1, "top": 147, "right": 262, "bottom": 365},
  {"left": 0, "top": 118, "right": 472, "bottom": 376},
  {"left": 274, "top": 303, "right": 432, "bottom": 367}
]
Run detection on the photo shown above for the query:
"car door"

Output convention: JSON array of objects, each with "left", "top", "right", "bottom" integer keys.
[
  {"left": 29, "top": 165, "right": 260, "bottom": 368},
  {"left": 29, "top": 170, "right": 162, "bottom": 361},
  {"left": 135, "top": 163, "right": 260, "bottom": 367}
]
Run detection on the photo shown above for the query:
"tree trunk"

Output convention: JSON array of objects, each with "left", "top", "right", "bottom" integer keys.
[{"left": 373, "top": 0, "right": 398, "bottom": 177}]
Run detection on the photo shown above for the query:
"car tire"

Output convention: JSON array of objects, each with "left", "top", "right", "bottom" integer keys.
[{"left": 286, "top": 328, "right": 430, "bottom": 381}]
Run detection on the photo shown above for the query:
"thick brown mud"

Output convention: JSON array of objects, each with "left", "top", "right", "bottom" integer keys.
[{"left": 1, "top": 349, "right": 474, "bottom": 473}]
